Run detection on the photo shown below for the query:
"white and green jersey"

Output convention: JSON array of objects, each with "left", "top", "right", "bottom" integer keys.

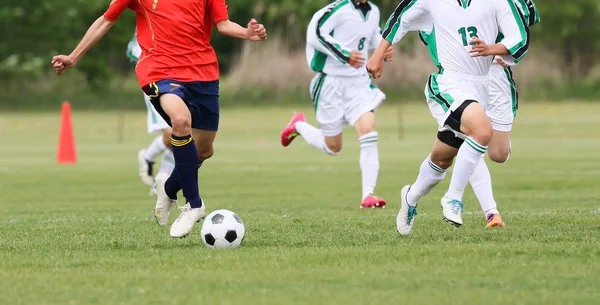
[
  {"left": 306, "top": 0, "right": 383, "bottom": 76},
  {"left": 126, "top": 33, "right": 141, "bottom": 64},
  {"left": 382, "top": 0, "right": 530, "bottom": 76}
]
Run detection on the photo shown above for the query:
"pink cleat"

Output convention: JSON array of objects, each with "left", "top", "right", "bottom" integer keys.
[
  {"left": 360, "top": 195, "right": 387, "bottom": 209},
  {"left": 280, "top": 112, "right": 305, "bottom": 147}
]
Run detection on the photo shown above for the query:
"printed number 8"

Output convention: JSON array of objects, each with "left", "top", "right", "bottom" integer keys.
[
  {"left": 358, "top": 37, "right": 366, "bottom": 50},
  {"left": 458, "top": 26, "right": 478, "bottom": 46}
]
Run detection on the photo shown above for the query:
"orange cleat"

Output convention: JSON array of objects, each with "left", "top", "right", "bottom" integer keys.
[
  {"left": 360, "top": 195, "right": 387, "bottom": 209},
  {"left": 280, "top": 112, "right": 305, "bottom": 147},
  {"left": 486, "top": 213, "right": 505, "bottom": 228}
]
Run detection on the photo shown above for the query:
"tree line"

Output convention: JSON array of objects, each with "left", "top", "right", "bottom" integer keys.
[{"left": 2, "top": 0, "right": 599, "bottom": 88}]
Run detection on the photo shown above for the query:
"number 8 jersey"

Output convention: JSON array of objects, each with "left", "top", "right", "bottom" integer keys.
[{"left": 306, "top": 0, "right": 383, "bottom": 76}]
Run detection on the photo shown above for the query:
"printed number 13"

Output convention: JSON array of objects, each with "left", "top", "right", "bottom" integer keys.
[
  {"left": 152, "top": 0, "right": 158, "bottom": 10},
  {"left": 458, "top": 26, "right": 478, "bottom": 46}
]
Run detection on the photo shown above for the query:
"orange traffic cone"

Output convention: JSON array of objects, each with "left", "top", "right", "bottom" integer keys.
[{"left": 57, "top": 101, "right": 77, "bottom": 164}]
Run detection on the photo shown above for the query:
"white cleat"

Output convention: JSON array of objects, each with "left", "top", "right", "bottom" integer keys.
[
  {"left": 396, "top": 185, "right": 418, "bottom": 235},
  {"left": 154, "top": 173, "right": 177, "bottom": 227},
  {"left": 441, "top": 195, "right": 464, "bottom": 227},
  {"left": 170, "top": 203, "right": 206, "bottom": 238},
  {"left": 138, "top": 149, "right": 155, "bottom": 187}
]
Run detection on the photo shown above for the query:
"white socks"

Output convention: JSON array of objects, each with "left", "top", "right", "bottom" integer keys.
[
  {"left": 358, "top": 132, "right": 379, "bottom": 199},
  {"left": 470, "top": 156, "right": 499, "bottom": 215},
  {"left": 144, "top": 136, "right": 168, "bottom": 162},
  {"left": 446, "top": 137, "right": 487, "bottom": 201},
  {"left": 406, "top": 155, "right": 447, "bottom": 206},
  {"left": 294, "top": 121, "right": 337, "bottom": 156},
  {"left": 159, "top": 149, "right": 175, "bottom": 175}
]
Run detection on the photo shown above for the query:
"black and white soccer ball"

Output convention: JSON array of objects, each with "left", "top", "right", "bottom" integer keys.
[{"left": 201, "top": 209, "right": 245, "bottom": 249}]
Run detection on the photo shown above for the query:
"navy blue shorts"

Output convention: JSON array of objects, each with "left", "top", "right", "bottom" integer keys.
[{"left": 143, "top": 79, "right": 219, "bottom": 131}]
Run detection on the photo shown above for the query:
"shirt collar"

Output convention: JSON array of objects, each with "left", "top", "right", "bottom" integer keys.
[{"left": 352, "top": 0, "right": 372, "bottom": 11}]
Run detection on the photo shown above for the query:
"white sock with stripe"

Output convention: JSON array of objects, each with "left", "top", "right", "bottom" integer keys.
[
  {"left": 469, "top": 156, "right": 499, "bottom": 217},
  {"left": 144, "top": 136, "right": 168, "bottom": 162},
  {"left": 158, "top": 149, "right": 175, "bottom": 175},
  {"left": 359, "top": 132, "right": 379, "bottom": 199},
  {"left": 446, "top": 137, "right": 487, "bottom": 201},
  {"left": 294, "top": 121, "right": 337, "bottom": 156},
  {"left": 406, "top": 155, "right": 447, "bottom": 206}
]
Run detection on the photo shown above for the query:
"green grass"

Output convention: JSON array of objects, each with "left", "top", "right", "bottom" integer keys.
[{"left": 1, "top": 102, "right": 599, "bottom": 305}]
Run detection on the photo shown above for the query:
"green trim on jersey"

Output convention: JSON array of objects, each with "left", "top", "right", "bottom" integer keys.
[
  {"left": 459, "top": 0, "right": 473, "bottom": 9},
  {"left": 503, "top": 67, "right": 519, "bottom": 117},
  {"left": 382, "top": 0, "right": 419, "bottom": 43},
  {"left": 420, "top": 28, "right": 442, "bottom": 72},
  {"left": 505, "top": 0, "right": 529, "bottom": 64},
  {"left": 312, "top": 74, "right": 327, "bottom": 112},
  {"left": 317, "top": 0, "right": 351, "bottom": 63},
  {"left": 530, "top": 0, "right": 540, "bottom": 25},
  {"left": 426, "top": 73, "right": 453, "bottom": 112},
  {"left": 310, "top": 50, "right": 328, "bottom": 72}
]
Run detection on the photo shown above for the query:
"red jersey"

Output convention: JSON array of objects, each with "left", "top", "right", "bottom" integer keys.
[{"left": 104, "top": 0, "right": 229, "bottom": 87}]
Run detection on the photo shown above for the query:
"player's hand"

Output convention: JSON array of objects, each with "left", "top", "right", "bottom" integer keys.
[
  {"left": 51, "top": 55, "right": 76, "bottom": 75},
  {"left": 247, "top": 18, "right": 267, "bottom": 41},
  {"left": 468, "top": 37, "right": 492, "bottom": 57},
  {"left": 383, "top": 46, "right": 394, "bottom": 62},
  {"left": 349, "top": 51, "right": 365, "bottom": 68},
  {"left": 366, "top": 55, "right": 384, "bottom": 79},
  {"left": 494, "top": 56, "right": 509, "bottom": 68}
]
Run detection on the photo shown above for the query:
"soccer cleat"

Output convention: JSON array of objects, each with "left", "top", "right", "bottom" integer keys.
[
  {"left": 138, "top": 149, "right": 155, "bottom": 187},
  {"left": 441, "top": 195, "right": 464, "bottom": 227},
  {"left": 280, "top": 112, "right": 305, "bottom": 147},
  {"left": 486, "top": 213, "right": 505, "bottom": 228},
  {"left": 154, "top": 173, "right": 177, "bottom": 227},
  {"left": 170, "top": 203, "right": 206, "bottom": 238},
  {"left": 360, "top": 195, "right": 387, "bottom": 209},
  {"left": 396, "top": 185, "right": 417, "bottom": 235}
]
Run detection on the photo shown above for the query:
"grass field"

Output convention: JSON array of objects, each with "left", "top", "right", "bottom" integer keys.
[{"left": 1, "top": 102, "right": 599, "bottom": 305}]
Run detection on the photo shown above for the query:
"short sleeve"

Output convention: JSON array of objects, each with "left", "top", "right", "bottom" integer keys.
[
  {"left": 104, "top": 0, "right": 133, "bottom": 22},
  {"left": 209, "top": 0, "right": 229, "bottom": 25}
]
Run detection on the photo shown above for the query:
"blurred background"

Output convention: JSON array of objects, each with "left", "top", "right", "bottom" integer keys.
[{"left": 1, "top": 0, "right": 599, "bottom": 110}]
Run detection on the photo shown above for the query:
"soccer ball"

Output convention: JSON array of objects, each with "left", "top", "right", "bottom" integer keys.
[{"left": 201, "top": 209, "right": 245, "bottom": 249}]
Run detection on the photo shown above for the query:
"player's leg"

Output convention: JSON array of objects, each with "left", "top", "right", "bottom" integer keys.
[
  {"left": 397, "top": 136, "right": 459, "bottom": 235},
  {"left": 348, "top": 79, "right": 387, "bottom": 208},
  {"left": 138, "top": 95, "right": 171, "bottom": 186},
  {"left": 469, "top": 65, "right": 514, "bottom": 227},
  {"left": 397, "top": 83, "right": 459, "bottom": 235},
  {"left": 441, "top": 100, "right": 492, "bottom": 226},
  {"left": 168, "top": 80, "right": 220, "bottom": 238},
  {"left": 281, "top": 74, "right": 343, "bottom": 156}
]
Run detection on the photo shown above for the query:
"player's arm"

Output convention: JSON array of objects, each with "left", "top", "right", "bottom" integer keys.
[
  {"left": 209, "top": 0, "right": 266, "bottom": 41},
  {"left": 525, "top": 0, "right": 541, "bottom": 27},
  {"left": 306, "top": 5, "right": 355, "bottom": 65},
  {"left": 367, "top": 0, "right": 431, "bottom": 78},
  {"left": 52, "top": 0, "right": 131, "bottom": 75},
  {"left": 477, "top": 0, "right": 530, "bottom": 64},
  {"left": 215, "top": 19, "right": 266, "bottom": 41},
  {"left": 369, "top": 17, "right": 393, "bottom": 62}
]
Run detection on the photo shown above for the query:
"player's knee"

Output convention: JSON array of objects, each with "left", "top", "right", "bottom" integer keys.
[
  {"left": 170, "top": 116, "right": 192, "bottom": 135},
  {"left": 468, "top": 118, "right": 492, "bottom": 146},
  {"left": 488, "top": 146, "right": 510, "bottom": 163},
  {"left": 429, "top": 154, "right": 453, "bottom": 169},
  {"left": 197, "top": 146, "right": 214, "bottom": 160},
  {"left": 326, "top": 143, "right": 342, "bottom": 155}
]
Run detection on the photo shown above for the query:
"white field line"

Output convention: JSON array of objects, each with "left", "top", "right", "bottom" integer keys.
[{"left": 1, "top": 209, "right": 598, "bottom": 225}]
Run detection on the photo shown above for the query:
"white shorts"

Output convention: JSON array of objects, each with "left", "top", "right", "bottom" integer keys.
[
  {"left": 424, "top": 70, "right": 489, "bottom": 140},
  {"left": 144, "top": 94, "right": 170, "bottom": 134},
  {"left": 488, "top": 63, "right": 518, "bottom": 132},
  {"left": 310, "top": 73, "right": 385, "bottom": 137}
]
